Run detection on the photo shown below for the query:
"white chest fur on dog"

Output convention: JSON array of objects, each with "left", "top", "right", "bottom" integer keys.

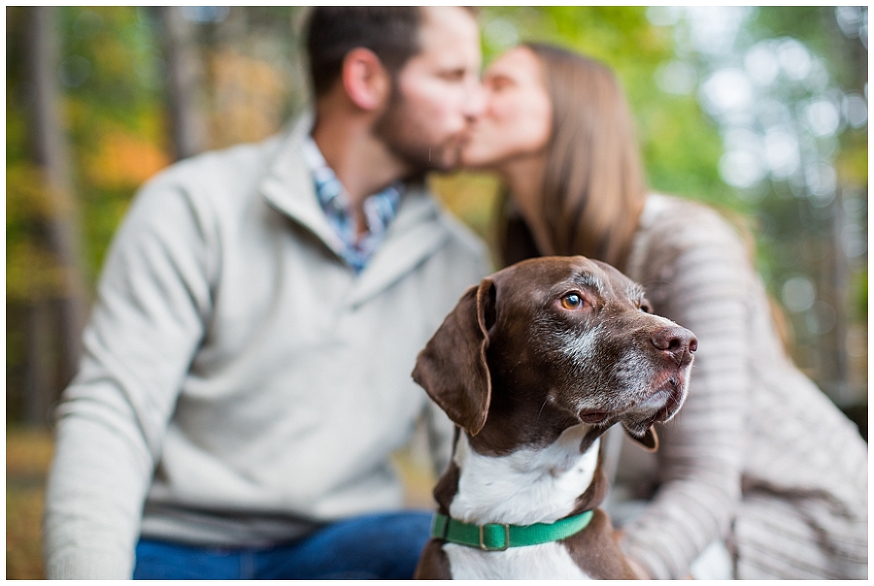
[
  {"left": 444, "top": 424, "right": 600, "bottom": 579},
  {"left": 444, "top": 542, "right": 593, "bottom": 580}
]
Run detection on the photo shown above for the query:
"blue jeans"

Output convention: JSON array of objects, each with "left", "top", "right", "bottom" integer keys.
[{"left": 133, "top": 510, "right": 432, "bottom": 579}]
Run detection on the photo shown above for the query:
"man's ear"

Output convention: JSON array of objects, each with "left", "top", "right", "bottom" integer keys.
[
  {"left": 623, "top": 425, "right": 659, "bottom": 452},
  {"left": 412, "top": 279, "right": 495, "bottom": 436},
  {"left": 341, "top": 47, "right": 390, "bottom": 111}
]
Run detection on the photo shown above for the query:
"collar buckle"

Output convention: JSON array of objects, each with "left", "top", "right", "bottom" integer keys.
[{"left": 479, "top": 523, "right": 511, "bottom": 551}]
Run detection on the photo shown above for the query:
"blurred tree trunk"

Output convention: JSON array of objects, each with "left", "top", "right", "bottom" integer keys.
[
  {"left": 821, "top": 7, "right": 866, "bottom": 407},
  {"left": 22, "top": 6, "right": 89, "bottom": 424},
  {"left": 24, "top": 303, "right": 55, "bottom": 426},
  {"left": 826, "top": 191, "right": 850, "bottom": 403},
  {"left": 159, "top": 6, "right": 204, "bottom": 159}
]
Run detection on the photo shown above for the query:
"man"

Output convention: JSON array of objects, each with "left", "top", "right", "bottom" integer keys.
[{"left": 43, "top": 7, "right": 488, "bottom": 579}]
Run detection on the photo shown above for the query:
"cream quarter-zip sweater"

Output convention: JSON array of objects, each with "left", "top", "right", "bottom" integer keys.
[{"left": 42, "top": 114, "right": 490, "bottom": 579}]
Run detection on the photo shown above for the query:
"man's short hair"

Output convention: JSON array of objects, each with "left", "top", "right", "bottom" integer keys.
[{"left": 305, "top": 7, "right": 422, "bottom": 98}]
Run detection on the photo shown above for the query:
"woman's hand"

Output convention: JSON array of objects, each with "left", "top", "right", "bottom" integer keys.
[
  {"left": 616, "top": 528, "right": 652, "bottom": 579},
  {"left": 625, "top": 556, "right": 652, "bottom": 580}
]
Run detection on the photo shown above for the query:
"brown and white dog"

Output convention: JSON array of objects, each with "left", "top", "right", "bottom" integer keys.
[{"left": 412, "top": 256, "right": 696, "bottom": 580}]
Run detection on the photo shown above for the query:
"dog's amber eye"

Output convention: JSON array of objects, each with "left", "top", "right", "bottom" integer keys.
[{"left": 561, "top": 293, "right": 584, "bottom": 310}]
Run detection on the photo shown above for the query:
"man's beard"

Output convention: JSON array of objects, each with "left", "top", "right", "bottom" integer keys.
[{"left": 373, "top": 83, "right": 462, "bottom": 180}]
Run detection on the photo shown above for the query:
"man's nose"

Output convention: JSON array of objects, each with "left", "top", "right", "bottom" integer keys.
[{"left": 462, "top": 77, "right": 487, "bottom": 119}]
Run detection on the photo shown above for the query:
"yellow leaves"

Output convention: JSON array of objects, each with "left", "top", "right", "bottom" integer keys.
[
  {"left": 6, "top": 164, "right": 56, "bottom": 220},
  {"left": 834, "top": 139, "right": 868, "bottom": 186},
  {"left": 205, "top": 47, "right": 291, "bottom": 149},
  {"left": 429, "top": 172, "right": 502, "bottom": 239},
  {"left": 6, "top": 240, "right": 68, "bottom": 302},
  {"left": 6, "top": 165, "right": 82, "bottom": 301},
  {"left": 83, "top": 127, "right": 171, "bottom": 190},
  {"left": 6, "top": 428, "right": 54, "bottom": 579},
  {"left": 6, "top": 428, "right": 54, "bottom": 479}
]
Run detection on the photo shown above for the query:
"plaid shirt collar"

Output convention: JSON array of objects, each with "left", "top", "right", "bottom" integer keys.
[{"left": 301, "top": 136, "right": 403, "bottom": 273}]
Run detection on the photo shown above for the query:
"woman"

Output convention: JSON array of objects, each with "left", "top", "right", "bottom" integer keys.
[{"left": 461, "top": 43, "right": 867, "bottom": 580}]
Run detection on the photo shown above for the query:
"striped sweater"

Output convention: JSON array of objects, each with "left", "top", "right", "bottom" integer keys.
[{"left": 608, "top": 194, "right": 867, "bottom": 580}]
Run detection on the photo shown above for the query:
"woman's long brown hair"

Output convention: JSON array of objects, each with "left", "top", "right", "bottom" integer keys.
[{"left": 497, "top": 43, "right": 647, "bottom": 271}]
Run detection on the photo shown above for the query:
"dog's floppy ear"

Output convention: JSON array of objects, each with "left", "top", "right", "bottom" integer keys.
[
  {"left": 413, "top": 279, "right": 495, "bottom": 436},
  {"left": 623, "top": 425, "right": 659, "bottom": 452}
]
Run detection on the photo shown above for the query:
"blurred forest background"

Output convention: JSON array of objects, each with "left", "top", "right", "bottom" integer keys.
[{"left": 4, "top": 6, "right": 868, "bottom": 578}]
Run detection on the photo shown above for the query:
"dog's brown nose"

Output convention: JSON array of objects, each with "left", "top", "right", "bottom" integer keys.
[{"left": 651, "top": 326, "right": 697, "bottom": 359}]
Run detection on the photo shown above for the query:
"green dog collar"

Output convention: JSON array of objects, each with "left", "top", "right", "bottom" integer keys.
[{"left": 430, "top": 510, "right": 594, "bottom": 551}]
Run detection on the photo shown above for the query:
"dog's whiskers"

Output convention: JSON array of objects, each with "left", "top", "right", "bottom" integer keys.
[{"left": 535, "top": 396, "right": 552, "bottom": 423}]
